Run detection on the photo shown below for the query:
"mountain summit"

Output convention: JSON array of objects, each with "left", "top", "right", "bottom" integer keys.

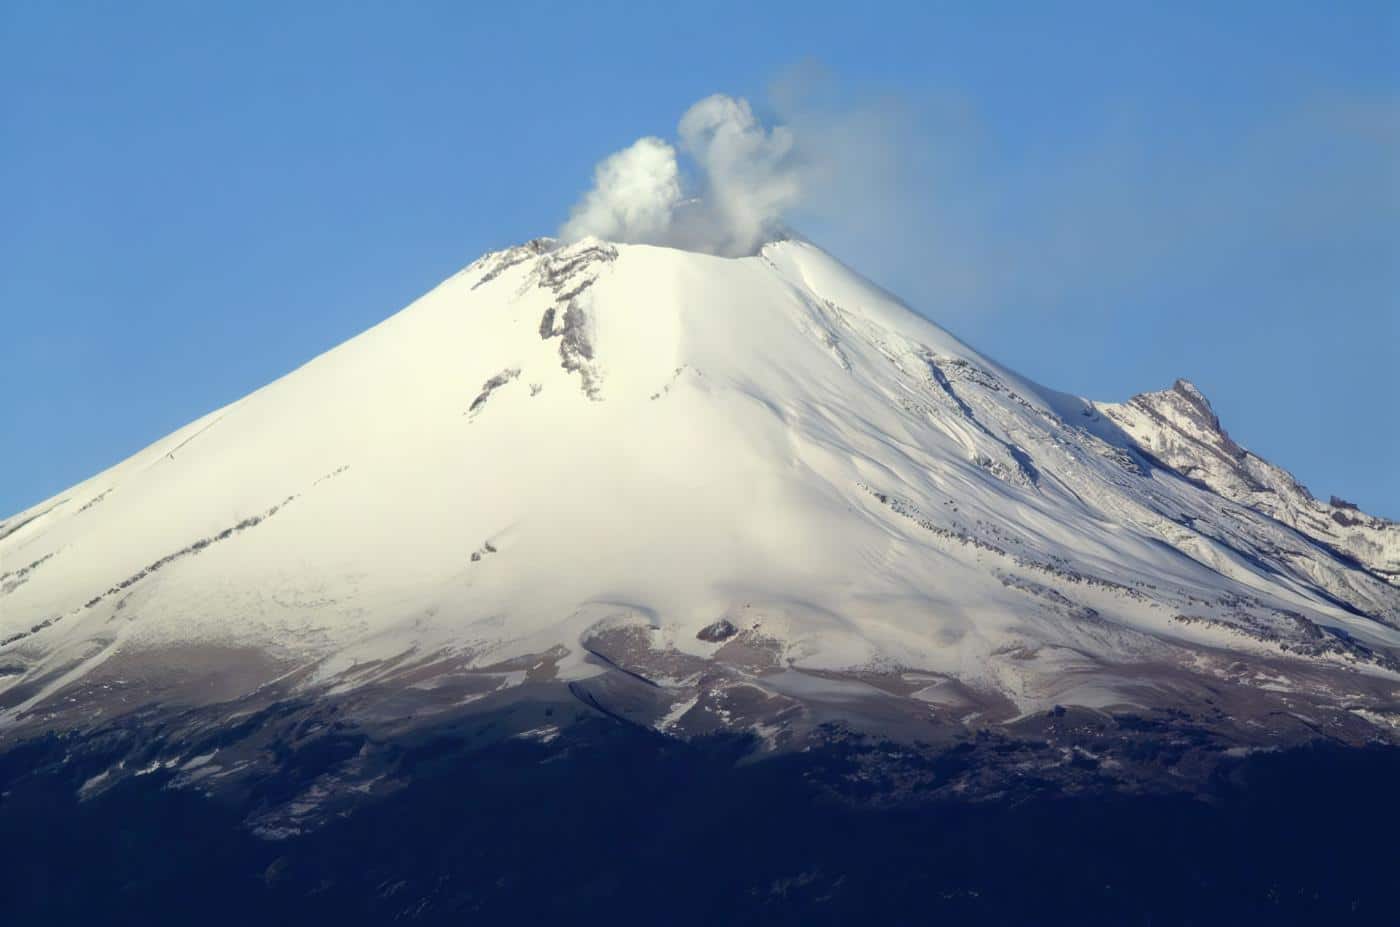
[{"left": 2, "top": 237, "right": 1398, "bottom": 812}]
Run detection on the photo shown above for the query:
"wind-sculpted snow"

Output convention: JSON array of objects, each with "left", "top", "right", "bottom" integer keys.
[{"left": 2, "top": 236, "right": 1398, "bottom": 773}]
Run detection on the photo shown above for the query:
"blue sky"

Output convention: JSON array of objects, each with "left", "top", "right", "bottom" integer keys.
[{"left": 3, "top": 2, "right": 1396, "bottom": 517}]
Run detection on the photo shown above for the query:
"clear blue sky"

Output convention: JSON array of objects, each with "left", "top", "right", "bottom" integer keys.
[{"left": 3, "top": 2, "right": 1396, "bottom": 517}]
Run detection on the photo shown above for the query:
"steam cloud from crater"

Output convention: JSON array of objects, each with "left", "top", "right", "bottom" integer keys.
[{"left": 562, "top": 95, "right": 806, "bottom": 257}]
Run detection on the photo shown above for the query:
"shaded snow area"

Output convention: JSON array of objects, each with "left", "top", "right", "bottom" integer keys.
[{"left": 2, "top": 235, "right": 1398, "bottom": 769}]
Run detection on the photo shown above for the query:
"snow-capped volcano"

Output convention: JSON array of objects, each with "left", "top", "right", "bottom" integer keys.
[{"left": 3, "top": 237, "right": 1398, "bottom": 758}]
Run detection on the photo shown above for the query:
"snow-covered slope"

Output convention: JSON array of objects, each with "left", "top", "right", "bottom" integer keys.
[
  {"left": 3, "top": 237, "right": 1398, "bottom": 749},
  {"left": 1099, "top": 380, "right": 1400, "bottom": 590}
]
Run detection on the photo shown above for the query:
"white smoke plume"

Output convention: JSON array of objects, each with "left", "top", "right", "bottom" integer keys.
[
  {"left": 558, "top": 136, "right": 682, "bottom": 246},
  {"left": 561, "top": 94, "right": 805, "bottom": 257}
]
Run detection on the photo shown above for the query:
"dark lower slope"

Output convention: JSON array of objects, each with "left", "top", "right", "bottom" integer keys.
[{"left": 3, "top": 707, "right": 1397, "bottom": 926}]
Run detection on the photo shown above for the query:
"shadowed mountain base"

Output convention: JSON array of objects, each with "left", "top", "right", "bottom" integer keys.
[{"left": 2, "top": 707, "right": 1395, "bottom": 926}]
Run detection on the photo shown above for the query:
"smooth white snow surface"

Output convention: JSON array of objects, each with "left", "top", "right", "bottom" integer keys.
[{"left": 2, "top": 237, "right": 1397, "bottom": 728}]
